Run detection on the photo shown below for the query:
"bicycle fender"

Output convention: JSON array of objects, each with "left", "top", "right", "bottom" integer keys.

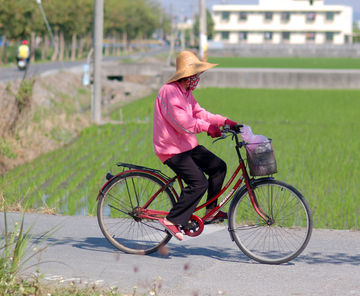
[
  {"left": 227, "top": 177, "right": 274, "bottom": 242},
  {"left": 96, "top": 170, "right": 133, "bottom": 201},
  {"left": 96, "top": 169, "right": 175, "bottom": 201}
]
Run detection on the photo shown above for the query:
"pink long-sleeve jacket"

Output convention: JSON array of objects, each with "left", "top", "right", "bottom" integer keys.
[{"left": 153, "top": 81, "right": 227, "bottom": 163}]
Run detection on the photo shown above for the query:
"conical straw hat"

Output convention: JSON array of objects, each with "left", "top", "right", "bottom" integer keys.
[{"left": 166, "top": 51, "right": 218, "bottom": 84}]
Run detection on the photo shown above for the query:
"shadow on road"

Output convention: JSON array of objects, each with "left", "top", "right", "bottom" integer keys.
[
  {"left": 297, "top": 252, "right": 360, "bottom": 266},
  {"left": 41, "top": 236, "right": 360, "bottom": 266}
]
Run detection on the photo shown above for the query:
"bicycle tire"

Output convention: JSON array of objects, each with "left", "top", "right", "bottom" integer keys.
[
  {"left": 228, "top": 179, "right": 312, "bottom": 264},
  {"left": 97, "top": 171, "right": 176, "bottom": 255}
]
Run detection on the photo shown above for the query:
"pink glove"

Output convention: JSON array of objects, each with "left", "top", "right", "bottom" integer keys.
[
  {"left": 207, "top": 124, "right": 222, "bottom": 138},
  {"left": 225, "top": 119, "right": 237, "bottom": 129}
]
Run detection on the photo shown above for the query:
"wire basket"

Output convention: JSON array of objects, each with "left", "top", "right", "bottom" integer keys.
[{"left": 245, "top": 139, "right": 277, "bottom": 176}]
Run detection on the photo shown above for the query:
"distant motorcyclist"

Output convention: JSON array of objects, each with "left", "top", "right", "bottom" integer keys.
[{"left": 16, "top": 40, "right": 30, "bottom": 69}]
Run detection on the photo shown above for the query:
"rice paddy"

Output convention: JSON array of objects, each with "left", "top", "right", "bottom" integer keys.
[{"left": 1, "top": 88, "right": 359, "bottom": 230}]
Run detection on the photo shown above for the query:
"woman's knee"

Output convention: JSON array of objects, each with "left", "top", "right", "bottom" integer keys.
[
  {"left": 194, "top": 177, "right": 208, "bottom": 196},
  {"left": 219, "top": 159, "right": 227, "bottom": 174},
  {"left": 214, "top": 159, "right": 227, "bottom": 179}
]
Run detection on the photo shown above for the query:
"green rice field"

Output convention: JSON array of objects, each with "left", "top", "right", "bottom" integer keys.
[
  {"left": 1, "top": 88, "right": 359, "bottom": 230},
  {"left": 207, "top": 57, "right": 360, "bottom": 69}
]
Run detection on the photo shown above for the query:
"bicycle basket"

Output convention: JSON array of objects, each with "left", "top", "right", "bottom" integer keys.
[{"left": 245, "top": 139, "right": 277, "bottom": 176}]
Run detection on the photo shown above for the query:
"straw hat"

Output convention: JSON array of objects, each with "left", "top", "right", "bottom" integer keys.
[{"left": 166, "top": 51, "right": 218, "bottom": 84}]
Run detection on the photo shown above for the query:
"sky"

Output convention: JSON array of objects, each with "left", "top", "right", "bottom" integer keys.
[{"left": 157, "top": 0, "right": 360, "bottom": 21}]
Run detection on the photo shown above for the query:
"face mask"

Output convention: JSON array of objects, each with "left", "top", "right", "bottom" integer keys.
[{"left": 185, "top": 74, "right": 200, "bottom": 91}]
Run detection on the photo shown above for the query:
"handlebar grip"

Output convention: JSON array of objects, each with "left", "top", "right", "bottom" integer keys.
[
  {"left": 233, "top": 124, "right": 243, "bottom": 133},
  {"left": 222, "top": 124, "right": 243, "bottom": 134}
]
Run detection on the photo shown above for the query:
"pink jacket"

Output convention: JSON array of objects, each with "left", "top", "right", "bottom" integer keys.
[{"left": 153, "top": 82, "right": 227, "bottom": 163}]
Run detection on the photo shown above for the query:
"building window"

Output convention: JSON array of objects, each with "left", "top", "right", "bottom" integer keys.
[
  {"left": 264, "top": 12, "right": 273, "bottom": 21},
  {"left": 326, "top": 32, "right": 334, "bottom": 42},
  {"left": 282, "top": 32, "right": 290, "bottom": 41},
  {"left": 326, "top": 12, "right": 334, "bottom": 21},
  {"left": 239, "top": 12, "right": 247, "bottom": 21},
  {"left": 264, "top": 32, "right": 273, "bottom": 41},
  {"left": 221, "top": 31, "right": 229, "bottom": 40},
  {"left": 281, "top": 12, "right": 290, "bottom": 22},
  {"left": 222, "top": 12, "right": 230, "bottom": 21},
  {"left": 239, "top": 32, "right": 248, "bottom": 41},
  {"left": 306, "top": 32, "right": 316, "bottom": 42},
  {"left": 306, "top": 12, "right": 316, "bottom": 22}
]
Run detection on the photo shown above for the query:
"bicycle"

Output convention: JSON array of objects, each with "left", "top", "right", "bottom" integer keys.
[{"left": 96, "top": 125, "right": 312, "bottom": 264}]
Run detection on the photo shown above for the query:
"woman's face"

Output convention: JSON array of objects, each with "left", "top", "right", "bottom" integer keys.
[{"left": 184, "top": 74, "right": 200, "bottom": 91}]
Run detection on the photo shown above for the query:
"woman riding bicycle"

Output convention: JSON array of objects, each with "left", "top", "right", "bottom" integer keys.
[{"left": 153, "top": 50, "right": 238, "bottom": 240}]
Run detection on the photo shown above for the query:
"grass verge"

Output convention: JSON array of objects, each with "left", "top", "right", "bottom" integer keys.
[{"left": 207, "top": 56, "right": 360, "bottom": 69}]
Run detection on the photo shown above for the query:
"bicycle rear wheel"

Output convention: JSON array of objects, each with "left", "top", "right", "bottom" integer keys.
[
  {"left": 229, "top": 179, "right": 312, "bottom": 264},
  {"left": 97, "top": 171, "right": 176, "bottom": 255}
]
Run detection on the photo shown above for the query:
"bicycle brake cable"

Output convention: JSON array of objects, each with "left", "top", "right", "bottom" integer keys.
[{"left": 212, "top": 133, "right": 229, "bottom": 144}]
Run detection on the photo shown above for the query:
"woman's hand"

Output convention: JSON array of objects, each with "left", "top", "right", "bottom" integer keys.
[
  {"left": 225, "top": 119, "right": 237, "bottom": 129},
  {"left": 207, "top": 124, "right": 222, "bottom": 138}
]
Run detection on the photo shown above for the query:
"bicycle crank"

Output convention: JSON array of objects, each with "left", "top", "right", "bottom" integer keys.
[{"left": 182, "top": 215, "right": 204, "bottom": 237}]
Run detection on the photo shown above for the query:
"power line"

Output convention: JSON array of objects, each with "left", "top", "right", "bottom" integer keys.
[{"left": 36, "top": 0, "right": 57, "bottom": 50}]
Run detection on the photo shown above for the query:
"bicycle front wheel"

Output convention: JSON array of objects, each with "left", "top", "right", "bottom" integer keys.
[
  {"left": 97, "top": 171, "right": 176, "bottom": 255},
  {"left": 229, "top": 179, "right": 312, "bottom": 264}
]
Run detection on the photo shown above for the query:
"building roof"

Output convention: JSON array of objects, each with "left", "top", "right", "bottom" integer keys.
[{"left": 213, "top": 0, "right": 352, "bottom": 12}]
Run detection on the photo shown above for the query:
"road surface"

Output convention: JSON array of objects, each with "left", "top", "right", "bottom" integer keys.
[
  {"left": 1, "top": 212, "right": 359, "bottom": 296},
  {"left": 0, "top": 47, "right": 169, "bottom": 82}
]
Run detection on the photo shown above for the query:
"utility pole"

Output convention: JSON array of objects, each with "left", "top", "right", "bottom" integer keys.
[
  {"left": 92, "top": 0, "right": 103, "bottom": 124},
  {"left": 199, "top": 0, "right": 207, "bottom": 60},
  {"left": 181, "top": 9, "right": 185, "bottom": 51},
  {"left": 167, "top": 3, "right": 175, "bottom": 66}
]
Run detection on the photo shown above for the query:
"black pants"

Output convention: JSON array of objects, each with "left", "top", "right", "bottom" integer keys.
[{"left": 164, "top": 145, "right": 227, "bottom": 226}]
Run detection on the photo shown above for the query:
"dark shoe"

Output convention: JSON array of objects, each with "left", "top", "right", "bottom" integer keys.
[{"left": 204, "top": 211, "right": 228, "bottom": 225}]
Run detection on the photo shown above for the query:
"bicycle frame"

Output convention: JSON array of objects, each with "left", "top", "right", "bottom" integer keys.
[
  {"left": 97, "top": 125, "right": 312, "bottom": 263},
  {"left": 137, "top": 129, "right": 271, "bottom": 225}
]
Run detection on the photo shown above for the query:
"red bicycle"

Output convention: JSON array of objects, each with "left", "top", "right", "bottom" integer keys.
[{"left": 96, "top": 126, "right": 312, "bottom": 264}]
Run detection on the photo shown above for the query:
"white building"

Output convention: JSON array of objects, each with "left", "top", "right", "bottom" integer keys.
[{"left": 212, "top": 0, "right": 353, "bottom": 44}]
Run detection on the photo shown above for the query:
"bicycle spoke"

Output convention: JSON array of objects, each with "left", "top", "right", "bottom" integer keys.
[
  {"left": 108, "top": 204, "right": 130, "bottom": 216},
  {"left": 97, "top": 172, "right": 175, "bottom": 255},
  {"left": 230, "top": 180, "right": 312, "bottom": 264},
  {"left": 131, "top": 177, "right": 140, "bottom": 207},
  {"left": 124, "top": 177, "right": 135, "bottom": 209}
]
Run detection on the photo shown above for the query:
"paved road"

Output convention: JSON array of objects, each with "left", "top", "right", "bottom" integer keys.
[
  {"left": 1, "top": 212, "right": 359, "bottom": 296},
  {"left": 0, "top": 60, "right": 88, "bottom": 82},
  {"left": 0, "top": 47, "right": 170, "bottom": 82}
]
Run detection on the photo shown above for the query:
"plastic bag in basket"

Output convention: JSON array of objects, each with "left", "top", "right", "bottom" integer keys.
[
  {"left": 241, "top": 125, "right": 277, "bottom": 176},
  {"left": 240, "top": 125, "right": 268, "bottom": 152}
]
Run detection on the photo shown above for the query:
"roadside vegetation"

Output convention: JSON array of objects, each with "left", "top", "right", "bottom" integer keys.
[
  {"left": 0, "top": 208, "right": 165, "bottom": 295},
  {"left": 208, "top": 56, "right": 360, "bottom": 69},
  {"left": 0, "top": 72, "right": 92, "bottom": 175},
  {"left": 0, "top": 0, "right": 171, "bottom": 66},
  {"left": 1, "top": 88, "right": 359, "bottom": 230}
]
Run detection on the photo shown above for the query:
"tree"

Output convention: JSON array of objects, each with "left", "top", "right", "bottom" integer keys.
[
  {"left": 61, "top": 0, "right": 93, "bottom": 60},
  {"left": 0, "top": 0, "right": 170, "bottom": 63},
  {"left": 353, "top": 22, "right": 360, "bottom": 43},
  {"left": 194, "top": 9, "right": 215, "bottom": 40},
  {"left": 104, "top": 0, "right": 130, "bottom": 53},
  {"left": 0, "top": 0, "right": 37, "bottom": 63}
]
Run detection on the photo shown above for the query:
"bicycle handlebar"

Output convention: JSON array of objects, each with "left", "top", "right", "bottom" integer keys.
[
  {"left": 222, "top": 124, "right": 243, "bottom": 135},
  {"left": 213, "top": 124, "right": 244, "bottom": 147}
]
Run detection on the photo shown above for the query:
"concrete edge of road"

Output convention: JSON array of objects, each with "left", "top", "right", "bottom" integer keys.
[{"left": 103, "top": 61, "right": 360, "bottom": 89}]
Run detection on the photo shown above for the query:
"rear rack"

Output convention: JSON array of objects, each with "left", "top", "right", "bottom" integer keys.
[{"left": 108, "top": 162, "right": 171, "bottom": 181}]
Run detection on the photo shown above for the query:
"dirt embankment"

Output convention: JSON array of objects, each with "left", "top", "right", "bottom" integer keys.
[
  {"left": 0, "top": 72, "right": 91, "bottom": 175},
  {"left": 0, "top": 62, "right": 161, "bottom": 176}
]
